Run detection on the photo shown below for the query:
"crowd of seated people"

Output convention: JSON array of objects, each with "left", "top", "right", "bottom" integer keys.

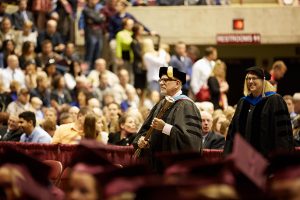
[{"left": 0, "top": 0, "right": 299, "bottom": 149}]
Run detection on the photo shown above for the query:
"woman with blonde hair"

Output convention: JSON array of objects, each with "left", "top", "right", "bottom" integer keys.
[
  {"left": 108, "top": 113, "right": 138, "bottom": 146},
  {"left": 224, "top": 67, "right": 293, "bottom": 157},
  {"left": 208, "top": 59, "right": 229, "bottom": 110}
]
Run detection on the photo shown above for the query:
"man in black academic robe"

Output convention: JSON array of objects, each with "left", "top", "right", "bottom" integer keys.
[{"left": 133, "top": 66, "right": 202, "bottom": 172}]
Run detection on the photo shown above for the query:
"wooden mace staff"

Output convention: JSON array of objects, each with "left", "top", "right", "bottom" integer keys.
[{"left": 134, "top": 96, "right": 175, "bottom": 158}]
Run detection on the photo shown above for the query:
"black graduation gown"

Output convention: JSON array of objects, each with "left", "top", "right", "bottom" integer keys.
[
  {"left": 133, "top": 97, "right": 202, "bottom": 172},
  {"left": 224, "top": 93, "right": 293, "bottom": 157}
]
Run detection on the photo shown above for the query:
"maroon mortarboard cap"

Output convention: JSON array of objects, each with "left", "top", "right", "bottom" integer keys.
[
  {"left": 155, "top": 151, "right": 203, "bottom": 172},
  {"left": 265, "top": 152, "right": 300, "bottom": 200},
  {"left": 165, "top": 159, "right": 236, "bottom": 187},
  {"left": 159, "top": 66, "right": 186, "bottom": 84},
  {"left": 0, "top": 147, "right": 51, "bottom": 186},
  {"left": 135, "top": 184, "right": 192, "bottom": 200},
  {"left": 104, "top": 164, "right": 156, "bottom": 198},
  {"left": 0, "top": 148, "right": 54, "bottom": 200},
  {"left": 70, "top": 139, "right": 114, "bottom": 167},
  {"left": 227, "top": 133, "right": 268, "bottom": 191},
  {"left": 267, "top": 152, "right": 300, "bottom": 181},
  {"left": 245, "top": 66, "right": 271, "bottom": 80},
  {"left": 224, "top": 133, "right": 269, "bottom": 199},
  {"left": 135, "top": 181, "right": 239, "bottom": 200}
]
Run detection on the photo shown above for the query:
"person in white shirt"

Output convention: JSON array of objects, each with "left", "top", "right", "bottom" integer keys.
[
  {"left": 143, "top": 38, "right": 168, "bottom": 92},
  {"left": 6, "top": 88, "right": 34, "bottom": 117},
  {"left": 2, "top": 54, "right": 26, "bottom": 91},
  {"left": 190, "top": 47, "right": 217, "bottom": 101},
  {"left": 87, "top": 58, "right": 119, "bottom": 88}
]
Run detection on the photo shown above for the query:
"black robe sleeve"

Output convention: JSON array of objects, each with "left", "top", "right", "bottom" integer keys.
[
  {"left": 168, "top": 100, "right": 202, "bottom": 152},
  {"left": 262, "top": 94, "right": 294, "bottom": 153},
  {"left": 224, "top": 98, "right": 244, "bottom": 155}
]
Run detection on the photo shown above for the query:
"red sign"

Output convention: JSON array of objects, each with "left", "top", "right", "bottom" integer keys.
[
  {"left": 233, "top": 19, "right": 244, "bottom": 30},
  {"left": 216, "top": 34, "right": 261, "bottom": 44}
]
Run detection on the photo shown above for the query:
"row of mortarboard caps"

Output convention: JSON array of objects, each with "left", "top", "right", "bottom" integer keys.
[{"left": 0, "top": 136, "right": 300, "bottom": 200}]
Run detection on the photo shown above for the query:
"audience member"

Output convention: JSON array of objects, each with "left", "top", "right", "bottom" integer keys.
[
  {"left": 283, "top": 95, "right": 297, "bottom": 124},
  {"left": 59, "top": 112, "right": 73, "bottom": 125},
  {"left": 15, "top": 20, "right": 37, "bottom": 54},
  {"left": 191, "top": 46, "right": 217, "bottom": 102},
  {"left": 50, "top": 74, "right": 72, "bottom": 112},
  {"left": 60, "top": 42, "right": 80, "bottom": 67},
  {"left": 0, "top": 112, "right": 8, "bottom": 128},
  {"left": 6, "top": 88, "right": 33, "bottom": 117},
  {"left": 30, "top": 96, "right": 44, "bottom": 122},
  {"left": 170, "top": 42, "right": 193, "bottom": 95},
  {"left": 131, "top": 23, "right": 146, "bottom": 92},
  {"left": 41, "top": 118, "right": 56, "bottom": 137},
  {"left": 19, "top": 111, "right": 52, "bottom": 143},
  {"left": 2, "top": 54, "right": 25, "bottom": 91},
  {"left": 108, "top": 113, "right": 138, "bottom": 146},
  {"left": 88, "top": 98, "right": 101, "bottom": 110},
  {"left": 64, "top": 61, "right": 87, "bottom": 91},
  {"left": 11, "top": 0, "right": 35, "bottom": 31},
  {"left": 36, "top": 40, "right": 62, "bottom": 69},
  {"left": 115, "top": 18, "right": 134, "bottom": 75},
  {"left": 269, "top": 60, "right": 287, "bottom": 91},
  {"left": 212, "top": 113, "right": 227, "bottom": 134},
  {"left": 0, "top": 3, "right": 10, "bottom": 23},
  {"left": 73, "top": 89, "right": 93, "bottom": 108},
  {"left": 201, "top": 111, "right": 225, "bottom": 149},
  {"left": 80, "top": 0, "right": 106, "bottom": 68},
  {"left": 0, "top": 114, "right": 23, "bottom": 141},
  {"left": 24, "top": 60, "right": 38, "bottom": 90},
  {"left": 52, "top": 107, "right": 92, "bottom": 144},
  {"left": 36, "top": 19, "right": 65, "bottom": 53},
  {"left": 107, "top": 102, "right": 122, "bottom": 133},
  {"left": 18, "top": 41, "right": 39, "bottom": 69},
  {"left": 293, "top": 93, "right": 300, "bottom": 115},
  {"left": 44, "top": 107, "right": 58, "bottom": 125},
  {"left": 0, "top": 16, "right": 17, "bottom": 51},
  {"left": 207, "top": 59, "right": 229, "bottom": 110},
  {"left": 120, "top": 87, "right": 139, "bottom": 112},
  {"left": 108, "top": 0, "right": 152, "bottom": 42},
  {"left": 143, "top": 38, "right": 168, "bottom": 92},
  {"left": 30, "top": 72, "right": 51, "bottom": 107},
  {"left": 87, "top": 58, "right": 119, "bottom": 88},
  {"left": 186, "top": 45, "right": 200, "bottom": 64},
  {"left": 143, "top": 90, "right": 161, "bottom": 110},
  {"left": 69, "top": 106, "right": 80, "bottom": 122},
  {"left": 112, "top": 68, "right": 135, "bottom": 104}
]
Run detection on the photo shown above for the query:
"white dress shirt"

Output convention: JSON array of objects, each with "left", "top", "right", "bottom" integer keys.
[{"left": 190, "top": 57, "right": 215, "bottom": 94}]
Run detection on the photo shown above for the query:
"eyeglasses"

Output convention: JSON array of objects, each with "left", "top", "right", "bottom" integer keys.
[
  {"left": 245, "top": 77, "right": 260, "bottom": 81},
  {"left": 159, "top": 78, "right": 177, "bottom": 83}
]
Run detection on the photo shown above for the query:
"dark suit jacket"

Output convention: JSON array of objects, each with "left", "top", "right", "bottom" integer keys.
[
  {"left": 203, "top": 131, "right": 225, "bottom": 149},
  {"left": 11, "top": 10, "right": 34, "bottom": 30},
  {"left": 0, "top": 126, "right": 23, "bottom": 142}
]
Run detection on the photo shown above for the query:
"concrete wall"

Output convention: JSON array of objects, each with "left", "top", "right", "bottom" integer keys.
[{"left": 128, "top": 5, "right": 300, "bottom": 44}]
